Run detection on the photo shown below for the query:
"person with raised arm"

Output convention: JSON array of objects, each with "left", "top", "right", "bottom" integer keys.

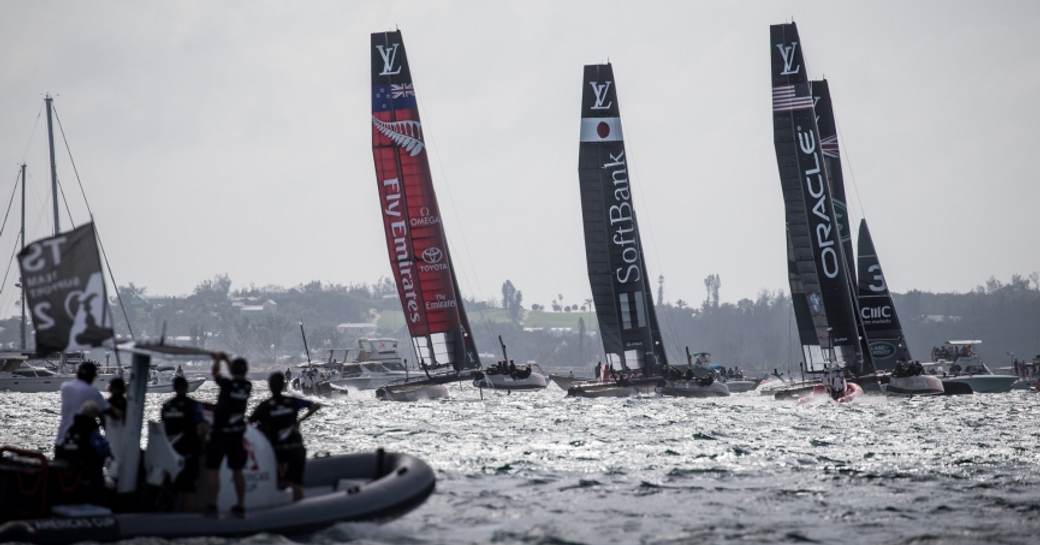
[{"left": 205, "top": 352, "right": 252, "bottom": 516}]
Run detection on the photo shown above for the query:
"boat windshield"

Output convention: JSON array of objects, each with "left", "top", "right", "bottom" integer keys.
[
  {"left": 381, "top": 360, "right": 406, "bottom": 372},
  {"left": 362, "top": 363, "right": 389, "bottom": 373}
]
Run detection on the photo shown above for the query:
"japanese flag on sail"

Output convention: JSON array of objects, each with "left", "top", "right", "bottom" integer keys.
[
  {"left": 580, "top": 117, "right": 624, "bottom": 142},
  {"left": 18, "top": 222, "right": 114, "bottom": 355}
]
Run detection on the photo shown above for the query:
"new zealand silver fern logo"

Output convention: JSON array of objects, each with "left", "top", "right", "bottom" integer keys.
[{"left": 372, "top": 117, "right": 425, "bottom": 156}]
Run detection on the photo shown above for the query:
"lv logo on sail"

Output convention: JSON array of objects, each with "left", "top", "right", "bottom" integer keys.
[
  {"left": 377, "top": 43, "right": 402, "bottom": 76},
  {"left": 589, "top": 81, "right": 613, "bottom": 110},
  {"left": 776, "top": 42, "right": 800, "bottom": 75}
]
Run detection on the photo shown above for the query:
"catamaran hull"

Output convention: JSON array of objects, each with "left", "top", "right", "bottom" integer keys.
[
  {"left": 886, "top": 375, "right": 944, "bottom": 396},
  {"left": 567, "top": 377, "right": 663, "bottom": 398},
  {"left": 329, "top": 376, "right": 408, "bottom": 391},
  {"left": 659, "top": 380, "right": 730, "bottom": 398},
  {"left": 375, "top": 383, "right": 449, "bottom": 401},
  {"left": 472, "top": 371, "right": 548, "bottom": 391},
  {"left": 0, "top": 450, "right": 435, "bottom": 544},
  {"left": 548, "top": 374, "right": 588, "bottom": 390}
]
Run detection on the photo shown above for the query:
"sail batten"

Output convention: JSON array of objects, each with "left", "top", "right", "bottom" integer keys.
[
  {"left": 770, "top": 23, "right": 862, "bottom": 373},
  {"left": 370, "top": 30, "right": 479, "bottom": 372},
  {"left": 578, "top": 64, "right": 667, "bottom": 373}
]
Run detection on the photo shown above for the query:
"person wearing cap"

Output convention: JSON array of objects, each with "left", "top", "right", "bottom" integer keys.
[
  {"left": 205, "top": 352, "right": 252, "bottom": 516},
  {"left": 249, "top": 372, "right": 321, "bottom": 501},
  {"left": 161, "top": 375, "right": 207, "bottom": 509},
  {"left": 55, "top": 401, "right": 111, "bottom": 500},
  {"left": 55, "top": 361, "right": 109, "bottom": 450}
]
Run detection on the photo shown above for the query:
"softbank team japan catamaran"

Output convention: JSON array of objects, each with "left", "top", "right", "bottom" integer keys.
[
  {"left": 567, "top": 64, "right": 728, "bottom": 399},
  {"left": 769, "top": 22, "right": 870, "bottom": 402},
  {"left": 369, "top": 30, "right": 546, "bottom": 401}
]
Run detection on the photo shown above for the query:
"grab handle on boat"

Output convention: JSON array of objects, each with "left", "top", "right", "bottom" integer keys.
[{"left": 376, "top": 447, "right": 386, "bottom": 477}]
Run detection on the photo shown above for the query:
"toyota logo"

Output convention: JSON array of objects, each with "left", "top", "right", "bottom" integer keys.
[{"left": 421, "top": 247, "right": 443, "bottom": 264}]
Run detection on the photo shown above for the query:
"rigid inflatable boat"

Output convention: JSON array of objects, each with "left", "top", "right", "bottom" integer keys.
[{"left": 0, "top": 429, "right": 434, "bottom": 543}]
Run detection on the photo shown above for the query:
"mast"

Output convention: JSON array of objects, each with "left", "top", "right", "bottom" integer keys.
[
  {"left": 769, "top": 23, "right": 862, "bottom": 374},
  {"left": 19, "top": 163, "right": 26, "bottom": 351},
  {"left": 370, "top": 30, "right": 480, "bottom": 375},
  {"left": 577, "top": 63, "right": 667, "bottom": 374},
  {"left": 45, "top": 96, "right": 60, "bottom": 235}
]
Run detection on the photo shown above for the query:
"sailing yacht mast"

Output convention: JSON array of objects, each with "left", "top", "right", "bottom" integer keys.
[
  {"left": 44, "top": 95, "right": 60, "bottom": 235},
  {"left": 19, "top": 163, "right": 26, "bottom": 351}
]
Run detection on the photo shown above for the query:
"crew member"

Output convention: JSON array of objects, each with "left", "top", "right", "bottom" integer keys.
[
  {"left": 205, "top": 353, "right": 252, "bottom": 516},
  {"left": 56, "top": 361, "right": 109, "bottom": 450},
  {"left": 161, "top": 376, "right": 207, "bottom": 510},
  {"left": 55, "top": 401, "right": 111, "bottom": 500},
  {"left": 106, "top": 377, "right": 127, "bottom": 424},
  {"left": 249, "top": 372, "right": 321, "bottom": 501}
]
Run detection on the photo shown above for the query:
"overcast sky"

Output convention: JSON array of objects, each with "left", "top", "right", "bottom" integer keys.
[{"left": 0, "top": 0, "right": 1037, "bottom": 317}]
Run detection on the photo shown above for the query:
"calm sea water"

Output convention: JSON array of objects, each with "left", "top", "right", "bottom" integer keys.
[{"left": 2, "top": 382, "right": 1039, "bottom": 545}]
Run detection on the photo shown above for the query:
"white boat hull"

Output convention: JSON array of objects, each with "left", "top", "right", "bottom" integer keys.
[
  {"left": 886, "top": 375, "right": 944, "bottom": 396},
  {"left": 0, "top": 374, "right": 115, "bottom": 393},
  {"left": 659, "top": 380, "right": 731, "bottom": 398},
  {"left": 329, "top": 375, "right": 409, "bottom": 391},
  {"left": 144, "top": 378, "right": 205, "bottom": 394},
  {"left": 943, "top": 374, "right": 1018, "bottom": 393}
]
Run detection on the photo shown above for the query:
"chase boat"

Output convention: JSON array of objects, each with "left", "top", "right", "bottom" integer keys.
[{"left": 0, "top": 345, "right": 435, "bottom": 544}]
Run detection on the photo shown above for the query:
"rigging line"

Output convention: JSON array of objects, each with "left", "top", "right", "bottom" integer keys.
[
  {"left": 834, "top": 117, "right": 867, "bottom": 221},
  {"left": 51, "top": 105, "right": 136, "bottom": 341},
  {"left": 0, "top": 171, "right": 19, "bottom": 242},
  {"left": 0, "top": 236, "right": 21, "bottom": 300},
  {"left": 18, "top": 102, "right": 45, "bottom": 163}
]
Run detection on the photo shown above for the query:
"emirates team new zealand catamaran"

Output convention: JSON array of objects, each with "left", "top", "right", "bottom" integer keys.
[
  {"left": 369, "top": 30, "right": 546, "bottom": 400},
  {"left": 567, "top": 63, "right": 727, "bottom": 398}
]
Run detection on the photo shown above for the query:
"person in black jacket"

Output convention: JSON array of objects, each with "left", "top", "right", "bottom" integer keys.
[
  {"left": 55, "top": 401, "right": 111, "bottom": 501},
  {"left": 161, "top": 376, "right": 207, "bottom": 508},
  {"left": 249, "top": 372, "right": 320, "bottom": 501},
  {"left": 205, "top": 353, "right": 252, "bottom": 516}
]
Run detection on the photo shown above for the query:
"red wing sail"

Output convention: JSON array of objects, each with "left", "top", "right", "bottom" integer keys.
[{"left": 370, "top": 30, "right": 479, "bottom": 371}]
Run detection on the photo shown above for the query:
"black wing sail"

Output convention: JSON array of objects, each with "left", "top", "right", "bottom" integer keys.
[
  {"left": 577, "top": 63, "right": 667, "bottom": 374},
  {"left": 810, "top": 80, "right": 855, "bottom": 278},
  {"left": 856, "top": 220, "right": 910, "bottom": 369},
  {"left": 770, "top": 23, "right": 861, "bottom": 372}
]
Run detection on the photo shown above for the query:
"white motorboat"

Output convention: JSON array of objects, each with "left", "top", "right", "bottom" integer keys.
[
  {"left": 923, "top": 340, "right": 1017, "bottom": 394},
  {"left": 375, "top": 381, "right": 450, "bottom": 401},
  {"left": 292, "top": 339, "right": 412, "bottom": 391},
  {"left": 0, "top": 353, "right": 115, "bottom": 393},
  {"left": 141, "top": 366, "right": 205, "bottom": 393}
]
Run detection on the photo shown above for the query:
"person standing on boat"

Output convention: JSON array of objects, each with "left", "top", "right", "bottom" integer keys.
[
  {"left": 55, "top": 401, "right": 111, "bottom": 501},
  {"left": 250, "top": 372, "right": 321, "bottom": 501},
  {"left": 205, "top": 353, "right": 252, "bottom": 516},
  {"left": 161, "top": 376, "right": 207, "bottom": 509},
  {"left": 55, "top": 361, "right": 109, "bottom": 450}
]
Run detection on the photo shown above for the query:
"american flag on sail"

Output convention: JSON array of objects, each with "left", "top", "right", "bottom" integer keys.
[
  {"left": 772, "top": 85, "right": 815, "bottom": 112},
  {"left": 391, "top": 83, "right": 415, "bottom": 99},
  {"left": 820, "top": 135, "right": 840, "bottom": 158}
]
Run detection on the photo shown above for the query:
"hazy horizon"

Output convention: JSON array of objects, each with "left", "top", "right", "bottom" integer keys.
[{"left": 1, "top": 0, "right": 1038, "bottom": 318}]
